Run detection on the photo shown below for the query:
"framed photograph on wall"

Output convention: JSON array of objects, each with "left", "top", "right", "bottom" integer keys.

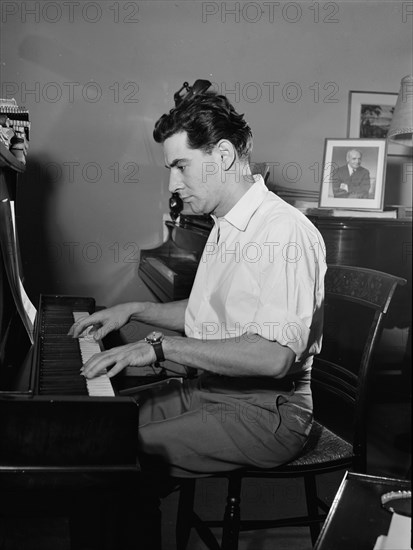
[
  {"left": 319, "top": 138, "right": 387, "bottom": 210},
  {"left": 347, "top": 90, "right": 410, "bottom": 157}
]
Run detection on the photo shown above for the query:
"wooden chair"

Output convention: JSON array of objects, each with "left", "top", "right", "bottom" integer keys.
[{"left": 175, "top": 265, "right": 407, "bottom": 550}]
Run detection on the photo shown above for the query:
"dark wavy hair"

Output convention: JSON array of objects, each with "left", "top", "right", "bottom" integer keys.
[{"left": 153, "top": 91, "right": 253, "bottom": 160}]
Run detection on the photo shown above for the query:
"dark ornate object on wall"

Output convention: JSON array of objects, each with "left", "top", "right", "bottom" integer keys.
[{"left": 173, "top": 79, "right": 212, "bottom": 107}]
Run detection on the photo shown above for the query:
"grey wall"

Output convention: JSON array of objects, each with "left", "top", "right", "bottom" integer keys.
[{"left": 2, "top": 1, "right": 412, "bottom": 307}]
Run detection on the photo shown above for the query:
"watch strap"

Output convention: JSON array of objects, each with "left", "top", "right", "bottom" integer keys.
[{"left": 152, "top": 340, "right": 165, "bottom": 363}]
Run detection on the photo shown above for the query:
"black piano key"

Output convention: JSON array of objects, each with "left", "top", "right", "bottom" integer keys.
[{"left": 37, "top": 300, "right": 91, "bottom": 396}]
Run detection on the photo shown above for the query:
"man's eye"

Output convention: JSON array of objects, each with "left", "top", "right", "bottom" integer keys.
[{"left": 178, "top": 166, "right": 186, "bottom": 172}]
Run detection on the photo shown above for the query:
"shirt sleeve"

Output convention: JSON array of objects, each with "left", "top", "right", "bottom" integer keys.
[{"left": 250, "top": 216, "right": 326, "bottom": 361}]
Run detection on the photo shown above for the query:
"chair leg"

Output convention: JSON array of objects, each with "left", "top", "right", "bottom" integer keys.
[
  {"left": 192, "top": 513, "right": 222, "bottom": 550},
  {"left": 304, "top": 474, "right": 321, "bottom": 546},
  {"left": 176, "top": 479, "right": 196, "bottom": 550},
  {"left": 221, "top": 473, "right": 242, "bottom": 550},
  {"left": 176, "top": 479, "right": 225, "bottom": 550}
]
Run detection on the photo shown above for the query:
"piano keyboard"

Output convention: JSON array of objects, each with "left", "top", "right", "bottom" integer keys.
[
  {"left": 73, "top": 312, "right": 115, "bottom": 397},
  {"left": 37, "top": 296, "right": 172, "bottom": 397},
  {"left": 38, "top": 302, "right": 114, "bottom": 397}
]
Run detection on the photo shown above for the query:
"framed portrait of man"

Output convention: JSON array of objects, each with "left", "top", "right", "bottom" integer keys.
[{"left": 319, "top": 138, "right": 387, "bottom": 210}]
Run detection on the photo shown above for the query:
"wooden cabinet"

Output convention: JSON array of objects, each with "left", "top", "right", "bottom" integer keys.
[
  {"left": 308, "top": 216, "right": 412, "bottom": 328},
  {"left": 308, "top": 215, "right": 412, "bottom": 397}
]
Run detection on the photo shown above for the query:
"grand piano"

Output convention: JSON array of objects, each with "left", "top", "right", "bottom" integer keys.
[{"left": 139, "top": 210, "right": 213, "bottom": 303}]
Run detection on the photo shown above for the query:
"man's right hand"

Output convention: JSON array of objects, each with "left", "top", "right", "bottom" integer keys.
[{"left": 68, "top": 303, "right": 140, "bottom": 341}]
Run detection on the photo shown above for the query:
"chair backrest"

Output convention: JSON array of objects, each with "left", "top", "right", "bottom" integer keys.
[{"left": 312, "top": 264, "right": 406, "bottom": 472}]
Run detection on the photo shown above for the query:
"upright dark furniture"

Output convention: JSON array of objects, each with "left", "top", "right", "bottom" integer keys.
[{"left": 0, "top": 143, "right": 141, "bottom": 549}]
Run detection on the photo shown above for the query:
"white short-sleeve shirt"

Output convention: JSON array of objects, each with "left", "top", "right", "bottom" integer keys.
[{"left": 185, "top": 176, "right": 327, "bottom": 372}]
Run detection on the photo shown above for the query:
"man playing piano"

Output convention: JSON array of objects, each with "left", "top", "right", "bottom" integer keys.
[{"left": 70, "top": 81, "right": 326, "bottom": 549}]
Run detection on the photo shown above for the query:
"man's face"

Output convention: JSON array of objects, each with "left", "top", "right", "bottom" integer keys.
[
  {"left": 163, "top": 132, "right": 224, "bottom": 216},
  {"left": 348, "top": 151, "right": 362, "bottom": 170}
]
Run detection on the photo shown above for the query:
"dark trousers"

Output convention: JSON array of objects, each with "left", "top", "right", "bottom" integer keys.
[{"left": 138, "top": 372, "right": 313, "bottom": 478}]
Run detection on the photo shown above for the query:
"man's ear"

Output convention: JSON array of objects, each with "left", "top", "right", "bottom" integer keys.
[{"left": 217, "top": 139, "right": 236, "bottom": 171}]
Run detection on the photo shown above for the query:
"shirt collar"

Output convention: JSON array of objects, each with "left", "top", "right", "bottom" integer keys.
[{"left": 212, "top": 175, "right": 268, "bottom": 231}]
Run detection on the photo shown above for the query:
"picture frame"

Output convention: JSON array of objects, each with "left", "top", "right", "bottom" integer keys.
[
  {"left": 319, "top": 138, "right": 387, "bottom": 210},
  {"left": 347, "top": 90, "right": 410, "bottom": 157}
]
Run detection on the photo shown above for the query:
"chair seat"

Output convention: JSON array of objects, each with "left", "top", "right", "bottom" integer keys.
[
  {"left": 287, "top": 421, "right": 353, "bottom": 468},
  {"left": 240, "top": 421, "right": 354, "bottom": 477}
]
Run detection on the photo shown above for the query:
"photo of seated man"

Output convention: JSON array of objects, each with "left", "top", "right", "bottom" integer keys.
[{"left": 331, "top": 149, "right": 371, "bottom": 199}]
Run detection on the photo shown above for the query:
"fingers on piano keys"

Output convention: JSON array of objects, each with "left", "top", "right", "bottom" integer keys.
[{"left": 73, "top": 311, "right": 115, "bottom": 397}]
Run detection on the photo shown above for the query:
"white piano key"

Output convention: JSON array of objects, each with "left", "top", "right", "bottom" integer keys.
[
  {"left": 86, "top": 375, "right": 115, "bottom": 397},
  {"left": 73, "top": 311, "right": 115, "bottom": 397}
]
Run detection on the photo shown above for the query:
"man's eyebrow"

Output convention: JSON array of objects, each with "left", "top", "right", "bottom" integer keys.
[{"left": 165, "top": 158, "right": 190, "bottom": 169}]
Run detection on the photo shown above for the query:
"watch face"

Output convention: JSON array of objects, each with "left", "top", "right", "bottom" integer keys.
[{"left": 146, "top": 331, "right": 163, "bottom": 343}]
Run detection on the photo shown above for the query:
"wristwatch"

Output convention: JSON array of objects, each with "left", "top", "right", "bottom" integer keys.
[{"left": 144, "top": 331, "right": 165, "bottom": 363}]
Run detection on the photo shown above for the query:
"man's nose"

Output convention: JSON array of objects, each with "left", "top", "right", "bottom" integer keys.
[{"left": 168, "top": 171, "right": 181, "bottom": 194}]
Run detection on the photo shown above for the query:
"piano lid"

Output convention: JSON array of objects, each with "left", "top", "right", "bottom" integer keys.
[
  {"left": 1, "top": 147, "right": 33, "bottom": 387},
  {"left": 0, "top": 195, "right": 36, "bottom": 344}
]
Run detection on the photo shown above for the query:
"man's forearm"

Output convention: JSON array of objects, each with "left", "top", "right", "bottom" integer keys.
[
  {"left": 130, "top": 299, "right": 188, "bottom": 332},
  {"left": 163, "top": 333, "right": 295, "bottom": 378}
]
